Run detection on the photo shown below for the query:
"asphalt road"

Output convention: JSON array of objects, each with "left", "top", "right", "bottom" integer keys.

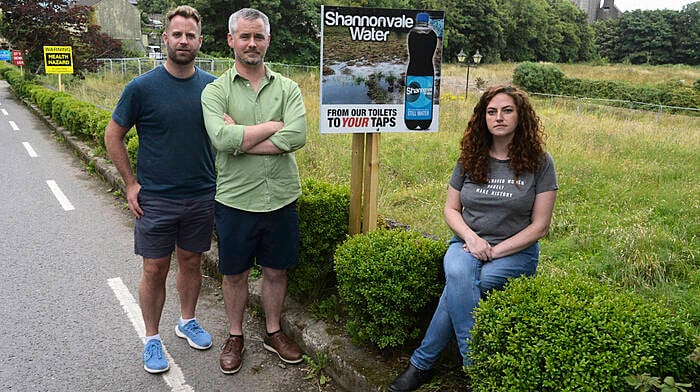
[{"left": 0, "top": 80, "right": 342, "bottom": 392}]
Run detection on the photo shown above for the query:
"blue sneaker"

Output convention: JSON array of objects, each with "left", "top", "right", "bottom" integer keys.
[
  {"left": 142, "top": 339, "right": 169, "bottom": 374},
  {"left": 175, "top": 319, "right": 212, "bottom": 350}
]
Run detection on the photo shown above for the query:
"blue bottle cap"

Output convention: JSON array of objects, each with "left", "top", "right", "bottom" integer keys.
[{"left": 416, "top": 13, "right": 429, "bottom": 23}]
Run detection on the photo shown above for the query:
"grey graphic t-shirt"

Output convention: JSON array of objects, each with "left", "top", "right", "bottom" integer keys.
[{"left": 449, "top": 153, "right": 558, "bottom": 245}]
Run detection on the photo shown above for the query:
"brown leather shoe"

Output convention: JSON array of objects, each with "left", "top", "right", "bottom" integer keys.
[
  {"left": 263, "top": 331, "right": 303, "bottom": 364},
  {"left": 219, "top": 336, "right": 244, "bottom": 374}
]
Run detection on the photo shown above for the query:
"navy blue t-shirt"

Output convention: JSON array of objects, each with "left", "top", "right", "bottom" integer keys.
[{"left": 112, "top": 66, "right": 217, "bottom": 199}]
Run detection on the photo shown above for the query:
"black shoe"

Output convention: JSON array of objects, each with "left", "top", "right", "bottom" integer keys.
[{"left": 387, "top": 364, "right": 433, "bottom": 392}]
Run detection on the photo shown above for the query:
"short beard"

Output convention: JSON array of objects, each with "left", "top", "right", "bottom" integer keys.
[
  {"left": 236, "top": 50, "right": 263, "bottom": 66},
  {"left": 241, "top": 57, "right": 262, "bottom": 66},
  {"left": 167, "top": 46, "right": 197, "bottom": 65}
]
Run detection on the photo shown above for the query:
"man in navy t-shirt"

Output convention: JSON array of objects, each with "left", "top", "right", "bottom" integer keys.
[{"left": 104, "top": 5, "right": 216, "bottom": 374}]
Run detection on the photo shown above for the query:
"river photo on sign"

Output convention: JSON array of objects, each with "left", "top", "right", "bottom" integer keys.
[{"left": 319, "top": 6, "right": 445, "bottom": 133}]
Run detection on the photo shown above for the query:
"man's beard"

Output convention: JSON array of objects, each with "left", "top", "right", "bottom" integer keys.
[
  {"left": 237, "top": 50, "right": 263, "bottom": 66},
  {"left": 167, "top": 46, "right": 197, "bottom": 65},
  {"left": 241, "top": 57, "right": 262, "bottom": 66}
]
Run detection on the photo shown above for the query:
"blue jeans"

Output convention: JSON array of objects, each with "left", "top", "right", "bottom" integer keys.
[{"left": 410, "top": 237, "right": 539, "bottom": 370}]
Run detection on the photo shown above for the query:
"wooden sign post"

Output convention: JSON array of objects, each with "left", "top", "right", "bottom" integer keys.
[
  {"left": 349, "top": 133, "right": 380, "bottom": 235},
  {"left": 319, "top": 7, "right": 445, "bottom": 235}
]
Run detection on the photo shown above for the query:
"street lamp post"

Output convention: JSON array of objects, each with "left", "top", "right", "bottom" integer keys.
[{"left": 457, "top": 49, "right": 483, "bottom": 100}]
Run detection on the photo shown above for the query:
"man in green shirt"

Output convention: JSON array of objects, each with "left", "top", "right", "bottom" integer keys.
[{"left": 201, "top": 8, "right": 307, "bottom": 375}]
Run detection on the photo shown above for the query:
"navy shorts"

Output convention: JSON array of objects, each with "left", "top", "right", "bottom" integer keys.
[
  {"left": 215, "top": 200, "right": 300, "bottom": 275},
  {"left": 134, "top": 194, "right": 215, "bottom": 259}
]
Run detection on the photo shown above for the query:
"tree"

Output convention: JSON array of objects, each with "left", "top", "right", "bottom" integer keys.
[
  {"left": 438, "top": 0, "right": 502, "bottom": 63},
  {"left": 78, "top": 25, "right": 124, "bottom": 71},
  {"left": 614, "top": 10, "right": 677, "bottom": 64},
  {"left": 594, "top": 8, "right": 691, "bottom": 65},
  {"left": 498, "top": 0, "right": 553, "bottom": 61},
  {"left": 547, "top": 0, "right": 596, "bottom": 62},
  {"left": 191, "top": 0, "right": 322, "bottom": 64},
  {"left": 1, "top": 0, "right": 83, "bottom": 73},
  {"left": 593, "top": 17, "right": 622, "bottom": 62},
  {"left": 676, "top": 1, "right": 700, "bottom": 65},
  {"left": 484, "top": 0, "right": 598, "bottom": 63},
  {"left": 0, "top": 0, "right": 121, "bottom": 75}
]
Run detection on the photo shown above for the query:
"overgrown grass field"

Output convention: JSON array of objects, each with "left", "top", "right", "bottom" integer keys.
[{"left": 47, "top": 62, "right": 700, "bottom": 331}]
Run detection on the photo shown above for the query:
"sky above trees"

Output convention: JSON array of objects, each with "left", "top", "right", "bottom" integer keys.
[{"left": 614, "top": 0, "right": 695, "bottom": 11}]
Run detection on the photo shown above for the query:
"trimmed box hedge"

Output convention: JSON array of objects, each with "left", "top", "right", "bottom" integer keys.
[
  {"left": 468, "top": 273, "right": 700, "bottom": 391},
  {"left": 334, "top": 228, "right": 447, "bottom": 349}
]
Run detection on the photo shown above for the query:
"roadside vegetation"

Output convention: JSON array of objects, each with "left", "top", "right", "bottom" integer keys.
[
  {"left": 33, "top": 61, "right": 700, "bottom": 389},
  {"left": 4, "top": 0, "right": 698, "bottom": 387},
  {"left": 39, "top": 60, "right": 700, "bottom": 315}
]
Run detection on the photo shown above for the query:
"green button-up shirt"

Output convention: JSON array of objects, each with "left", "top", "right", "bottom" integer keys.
[{"left": 202, "top": 65, "right": 307, "bottom": 212}]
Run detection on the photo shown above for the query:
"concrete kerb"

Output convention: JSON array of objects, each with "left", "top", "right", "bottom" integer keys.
[{"left": 23, "top": 100, "right": 387, "bottom": 392}]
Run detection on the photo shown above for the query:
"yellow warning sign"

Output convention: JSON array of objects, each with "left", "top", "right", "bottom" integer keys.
[{"left": 43, "top": 46, "right": 73, "bottom": 74}]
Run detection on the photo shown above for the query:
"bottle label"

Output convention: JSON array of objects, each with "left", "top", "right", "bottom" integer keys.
[{"left": 405, "top": 75, "right": 433, "bottom": 120}]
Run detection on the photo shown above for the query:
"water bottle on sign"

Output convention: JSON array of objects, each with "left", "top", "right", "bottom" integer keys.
[{"left": 404, "top": 12, "right": 437, "bottom": 130}]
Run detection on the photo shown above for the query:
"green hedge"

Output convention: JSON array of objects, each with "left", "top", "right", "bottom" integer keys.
[
  {"left": 0, "top": 62, "right": 12, "bottom": 76},
  {"left": 3, "top": 68, "right": 37, "bottom": 99},
  {"left": 50, "top": 94, "right": 111, "bottom": 146},
  {"left": 126, "top": 132, "right": 139, "bottom": 170},
  {"left": 2, "top": 66, "right": 111, "bottom": 148},
  {"left": 468, "top": 273, "right": 700, "bottom": 391},
  {"left": 36, "top": 89, "right": 70, "bottom": 115},
  {"left": 334, "top": 228, "right": 447, "bottom": 349},
  {"left": 512, "top": 62, "right": 565, "bottom": 94},
  {"left": 288, "top": 178, "right": 350, "bottom": 303},
  {"left": 513, "top": 62, "right": 700, "bottom": 112}
]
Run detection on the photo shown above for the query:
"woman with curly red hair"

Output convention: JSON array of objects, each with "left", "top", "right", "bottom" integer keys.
[{"left": 388, "top": 85, "right": 558, "bottom": 391}]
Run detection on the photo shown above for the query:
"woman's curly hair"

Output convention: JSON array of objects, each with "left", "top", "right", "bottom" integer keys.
[{"left": 458, "top": 85, "right": 546, "bottom": 184}]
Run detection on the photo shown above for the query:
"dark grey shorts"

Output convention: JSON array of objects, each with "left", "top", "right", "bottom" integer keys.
[
  {"left": 134, "top": 194, "right": 215, "bottom": 259},
  {"left": 215, "top": 200, "right": 299, "bottom": 275}
]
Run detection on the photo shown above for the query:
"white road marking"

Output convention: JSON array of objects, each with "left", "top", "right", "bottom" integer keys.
[
  {"left": 45, "top": 180, "right": 75, "bottom": 211},
  {"left": 10, "top": 120, "right": 19, "bottom": 130},
  {"left": 2, "top": 108, "right": 7, "bottom": 115},
  {"left": 22, "top": 142, "right": 38, "bottom": 157},
  {"left": 107, "top": 277, "right": 193, "bottom": 392}
]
